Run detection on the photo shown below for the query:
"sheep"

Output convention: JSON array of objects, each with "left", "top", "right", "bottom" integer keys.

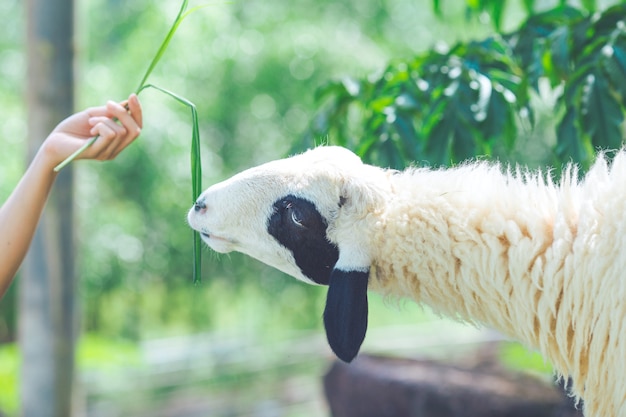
[{"left": 187, "top": 146, "right": 626, "bottom": 417}]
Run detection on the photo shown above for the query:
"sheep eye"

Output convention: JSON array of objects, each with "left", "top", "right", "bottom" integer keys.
[
  {"left": 284, "top": 202, "right": 305, "bottom": 228},
  {"left": 290, "top": 209, "right": 304, "bottom": 227}
]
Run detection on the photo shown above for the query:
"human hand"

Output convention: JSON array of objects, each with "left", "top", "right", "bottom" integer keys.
[{"left": 39, "top": 94, "right": 143, "bottom": 171}]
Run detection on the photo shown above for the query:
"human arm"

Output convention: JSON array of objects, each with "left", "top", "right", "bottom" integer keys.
[{"left": 0, "top": 94, "right": 143, "bottom": 298}]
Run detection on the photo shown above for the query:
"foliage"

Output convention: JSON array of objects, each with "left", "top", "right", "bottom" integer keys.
[
  {"left": 310, "top": 3, "right": 626, "bottom": 169},
  {"left": 310, "top": 37, "right": 529, "bottom": 168},
  {"left": 456, "top": 0, "right": 604, "bottom": 32}
]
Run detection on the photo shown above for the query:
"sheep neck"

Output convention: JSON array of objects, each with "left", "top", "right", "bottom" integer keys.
[{"left": 366, "top": 166, "right": 588, "bottom": 388}]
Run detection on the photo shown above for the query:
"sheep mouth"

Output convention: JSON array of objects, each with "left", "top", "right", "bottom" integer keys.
[
  {"left": 199, "top": 232, "right": 229, "bottom": 243},
  {"left": 198, "top": 232, "right": 235, "bottom": 253},
  {"left": 187, "top": 213, "right": 235, "bottom": 251}
]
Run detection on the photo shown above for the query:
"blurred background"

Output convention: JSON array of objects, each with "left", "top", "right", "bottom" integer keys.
[{"left": 0, "top": 0, "right": 624, "bottom": 416}]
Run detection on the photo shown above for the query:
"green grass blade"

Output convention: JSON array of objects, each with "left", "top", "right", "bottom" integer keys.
[
  {"left": 138, "top": 83, "right": 203, "bottom": 283},
  {"left": 135, "top": 4, "right": 215, "bottom": 93},
  {"left": 135, "top": 0, "right": 189, "bottom": 93},
  {"left": 192, "top": 229, "right": 202, "bottom": 285},
  {"left": 189, "top": 96, "right": 203, "bottom": 285},
  {"left": 53, "top": 136, "right": 99, "bottom": 172}
]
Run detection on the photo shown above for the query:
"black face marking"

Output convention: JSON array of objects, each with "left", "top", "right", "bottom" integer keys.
[{"left": 267, "top": 195, "right": 339, "bottom": 285}]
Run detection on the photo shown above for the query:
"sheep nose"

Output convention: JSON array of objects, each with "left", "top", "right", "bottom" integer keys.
[{"left": 194, "top": 199, "right": 207, "bottom": 213}]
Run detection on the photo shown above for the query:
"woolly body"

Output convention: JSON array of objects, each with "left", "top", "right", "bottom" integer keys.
[
  {"left": 370, "top": 157, "right": 626, "bottom": 417},
  {"left": 188, "top": 146, "right": 626, "bottom": 417}
]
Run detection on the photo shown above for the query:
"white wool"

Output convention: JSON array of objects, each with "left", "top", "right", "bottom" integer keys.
[{"left": 366, "top": 153, "right": 626, "bottom": 417}]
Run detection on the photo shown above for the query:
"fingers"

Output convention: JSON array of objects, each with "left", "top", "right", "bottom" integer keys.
[
  {"left": 83, "top": 94, "right": 142, "bottom": 123},
  {"left": 106, "top": 95, "right": 143, "bottom": 136},
  {"left": 84, "top": 94, "right": 143, "bottom": 161},
  {"left": 88, "top": 118, "right": 128, "bottom": 160},
  {"left": 126, "top": 94, "right": 143, "bottom": 129}
]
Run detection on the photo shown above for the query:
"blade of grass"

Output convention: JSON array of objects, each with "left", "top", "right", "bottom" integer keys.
[
  {"left": 135, "top": 3, "right": 215, "bottom": 92},
  {"left": 134, "top": 0, "right": 190, "bottom": 93},
  {"left": 53, "top": 136, "right": 99, "bottom": 172},
  {"left": 137, "top": 83, "right": 203, "bottom": 283}
]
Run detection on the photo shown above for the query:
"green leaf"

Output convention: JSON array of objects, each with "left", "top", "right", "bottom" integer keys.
[
  {"left": 548, "top": 26, "right": 572, "bottom": 81},
  {"left": 570, "top": 19, "right": 592, "bottom": 60},
  {"left": 522, "top": 0, "right": 535, "bottom": 15},
  {"left": 426, "top": 117, "right": 452, "bottom": 166},
  {"left": 452, "top": 122, "right": 478, "bottom": 161},
  {"left": 581, "top": 0, "right": 596, "bottom": 13},
  {"left": 369, "top": 96, "right": 396, "bottom": 113},
  {"left": 556, "top": 108, "right": 587, "bottom": 166},
  {"left": 383, "top": 138, "right": 406, "bottom": 169},
  {"left": 594, "top": 5, "right": 626, "bottom": 36},
  {"left": 393, "top": 113, "right": 421, "bottom": 161},
  {"left": 511, "top": 5, "right": 587, "bottom": 89},
  {"left": 580, "top": 73, "right": 624, "bottom": 150},
  {"left": 603, "top": 44, "right": 626, "bottom": 100},
  {"left": 483, "top": 92, "right": 507, "bottom": 140},
  {"left": 432, "top": 0, "right": 442, "bottom": 17},
  {"left": 314, "top": 80, "right": 350, "bottom": 103},
  {"left": 502, "top": 105, "right": 519, "bottom": 150},
  {"left": 421, "top": 92, "right": 448, "bottom": 133},
  {"left": 490, "top": 0, "right": 506, "bottom": 32},
  {"left": 355, "top": 132, "right": 384, "bottom": 162}
]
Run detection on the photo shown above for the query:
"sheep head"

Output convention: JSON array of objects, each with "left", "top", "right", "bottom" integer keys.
[{"left": 187, "top": 146, "right": 388, "bottom": 362}]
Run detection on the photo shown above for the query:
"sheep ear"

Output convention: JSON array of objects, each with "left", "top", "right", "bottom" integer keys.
[
  {"left": 323, "top": 267, "right": 369, "bottom": 363},
  {"left": 322, "top": 174, "right": 376, "bottom": 363}
]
